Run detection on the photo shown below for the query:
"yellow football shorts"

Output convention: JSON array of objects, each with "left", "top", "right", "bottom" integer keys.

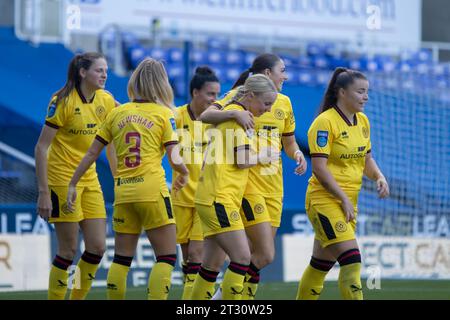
[
  {"left": 113, "top": 193, "right": 175, "bottom": 234},
  {"left": 195, "top": 202, "right": 244, "bottom": 237},
  {"left": 173, "top": 205, "right": 204, "bottom": 243},
  {"left": 306, "top": 194, "right": 357, "bottom": 248},
  {"left": 48, "top": 185, "right": 106, "bottom": 223}
]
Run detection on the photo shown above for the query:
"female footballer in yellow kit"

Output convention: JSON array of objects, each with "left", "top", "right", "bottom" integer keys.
[
  {"left": 200, "top": 53, "right": 307, "bottom": 299},
  {"left": 66, "top": 58, "right": 189, "bottom": 300},
  {"left": 296, "top": 68, "right": 389, "bottom": 300},
  {"left": 35, "top": 52, "right": 117, "bottom": 300},
  {"left": 190, "top": 74, "right": 279, "bottom": 300},
  {"left": 172, "top": 66, "right": 221, "bottom": 299}
]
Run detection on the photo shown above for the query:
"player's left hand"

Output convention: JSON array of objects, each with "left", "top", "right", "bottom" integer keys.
[
  {"left": 66, "top": 184, "right": 77, "bottom": 212},
  {"left": 294, "top": 150, "right": 307, "bottom": 175},
  {"left": 173, "top": 173, "right": 189, "bottom": 193},
  {"left": 376, "top": 176, "right": 390, "bottom": 198}
]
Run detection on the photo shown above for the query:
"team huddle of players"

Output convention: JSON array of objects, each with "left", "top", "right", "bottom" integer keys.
[{"left": 35, "top": 51, "right": 389, "bottom": 300}]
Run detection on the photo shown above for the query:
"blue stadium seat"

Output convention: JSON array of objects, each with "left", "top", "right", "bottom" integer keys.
[
  {"left": 149, "top": 47, "right": 168, "bottom": 61},
  {"left": 190, "top": 48, "right": 208, "bottom": 65},
  {"left": 244, "top": 51, "right": 258, "bottom": 67},
  {"left": 166, "top": 62, "right": 185, "bottom": 79},
  {"left": 128, "top": 45, "right": 149, "bottom": 68},
  {"left": 225, "top": 67, "right": 243, "bottom": 83},
  {"left": 207, "top": 37, "right": 229, "bottom": 50},
  {"left": 207, "top": 50, "right": 226, "bottom": 65},
  {"left": 297, "top": 55, "right": 312, "bottom": 68},
  {"left": 297, "top": 68, "right": 317, "bottom": 86},
  {"left": 225, "top": 50, "right": 245, "bottom": 67},
  {"left": 306, "top": 42, "right": 324, "bottom": 56},
  {"left": 312, "top": 55, "right": 330, "bottom": 69},
  {"left": 168, "top": 47, "right": 183, "bottom": 63}
]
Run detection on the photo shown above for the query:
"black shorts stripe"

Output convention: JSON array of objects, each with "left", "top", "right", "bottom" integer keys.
[
  {"left": 241, "top": 198, "right": 255, "bottom": 222},
  {"left": 214, "top": 202, "right": 231, "bottom": 228},
  {"left": 318, "top": 213, "right": 337, "bottom": 240},
  {"left": 50, "top": 189, "right": 60, "bottom": 218},
  {"left": 163, "top": 197, "right": 173, "bottom": 219}
]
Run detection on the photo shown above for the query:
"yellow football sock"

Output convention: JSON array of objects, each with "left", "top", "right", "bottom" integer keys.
[
  {"left": 222, "top": 262, "right": 249, "bottom": 300},
  {"left": 147, "top": 255, "right": 176, "bottom": 300},
  {"left": 296, "top": 257, "right": 335, "bottom": 300},
  {"left": 190, "top": 267, "right": 219, "bottom": 300},
  {"left": 69, "top": 251, "right": 103, "bottom": 300},
  {"left": 48, "top": 255, "right": 73, "bottom": 300},
  {"left": 242, "top": 263, "right": 260, "bottom": 300},
  {"left": 337, "top": 249, "right": 363, "bottom": 300},
  {"left": 106, "top": 255, "right": 133, "bottom": 300},
  {"left": 182, "top": 262, "right": 201, "bottom": 300}
]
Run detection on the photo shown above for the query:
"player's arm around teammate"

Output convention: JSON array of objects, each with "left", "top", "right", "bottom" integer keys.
[
  {"left": 296, "top": 68, "right": 389, "bottom": 300},
  {"left": 172, "top": 66, "right": 221, "bottom": 300},
  {"left": 190, "top": 74, "right": 278, "bottom": 300},
  {"left": 199, "top": 54, "right": 307, "bottom": 300},
  {"left": 35, "top": 52, "right": 116, "bottom": 300}
]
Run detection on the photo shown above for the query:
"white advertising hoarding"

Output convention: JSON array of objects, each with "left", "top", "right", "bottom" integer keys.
[
  {"left": 0, "top": 235, "right": 50, "bottom": 292},
  {"left": 283, "top": 235, "right": 450, "bottom": 281},
  {"left": 67, "top": 0, "right": 422, "bottom": 47}
]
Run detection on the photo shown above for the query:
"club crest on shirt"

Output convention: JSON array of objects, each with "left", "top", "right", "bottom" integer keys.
[
  {"left": 317, "top": 131, "right": 328, "bottom": 147},
  {"left": 47, "top": 103, "right": 57, "bottom": 118},
  {"left": 362, "top": 127, "right": 369, "bottom": 138},
  {"left": 96, "top": 105, "right": 106, "bottom": 120},
  {"left": 274, "top": 109, "right": 285, "bottom": 120}
]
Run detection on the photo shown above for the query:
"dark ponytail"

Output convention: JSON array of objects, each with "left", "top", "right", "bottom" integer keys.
[
  {"left": 189, "top": 66, "right": 219, "bottom": 97},
  {"left": 231, "top": 53, "right": 281, "bottom": 89},
  {"left": 319, "top": 67, "right": 367, "bottom": 114},
  {"left": 53, "top": 52, "right": 105, "bottom": 105}
]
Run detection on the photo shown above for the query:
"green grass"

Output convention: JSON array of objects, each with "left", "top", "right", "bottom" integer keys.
[{"left": 1, "top": 280, "right": 449, "bottom": 300}]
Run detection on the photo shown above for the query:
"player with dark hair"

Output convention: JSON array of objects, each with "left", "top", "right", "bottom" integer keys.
[
  {"left": 297, "top": 67, "right": 389, "bottom": 300},
  {"left": 172, "top": 66, "right": 220, "bottom": 299},
  {"left": 200, "top": 53, "right": 307, "bottom": 299}
]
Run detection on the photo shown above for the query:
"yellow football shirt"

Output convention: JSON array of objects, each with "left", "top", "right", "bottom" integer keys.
[
  {"left": 96, "top": 101, "right": 178, "bottom": 204},
  {"left": 171, "top": 104, "right": 210, "bottom": 207},
  {"left": 45, "top": 88, "right": 115, "bottom": 186},
  {"left": 195, "top": 103, "right": 254, "bottom": 209},
  {"left": 214, "top": 90, "right": 296, "bottom": 197},
  {"left": 307, "top": 106, "right": 371, "bottom": 203}
]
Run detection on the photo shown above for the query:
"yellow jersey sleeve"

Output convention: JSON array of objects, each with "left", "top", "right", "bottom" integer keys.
[
  {"left": 308, "top": 115, "right": 334, "bottom": 158},
  {"left": 162, "top": 110, "right": 179, "bottom": 147},
  {"left": 212, "top": 89, "right": 237, "bottom": 109},
  {"left": 283, "top": 97, "right": 296, "bottom": 135},
  {"left": 95, "top": 110, "right": 115, "bottom": 145},
  {"left": 45, "top": 97, "right": 68, "bottom": 128}
]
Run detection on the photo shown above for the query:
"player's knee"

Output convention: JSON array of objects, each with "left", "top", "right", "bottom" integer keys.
[
  {"left": 187, "top": 247, "right": 203, "bottom": 263},
  {"left": 230, "top": 250, "right": 251, "bottom": 266},
  {"left": 58, "top": 246, "right": 77, "bottom": 260},
  {"left": 85, "top": 243, "right": 106, "bottom": 257}
]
